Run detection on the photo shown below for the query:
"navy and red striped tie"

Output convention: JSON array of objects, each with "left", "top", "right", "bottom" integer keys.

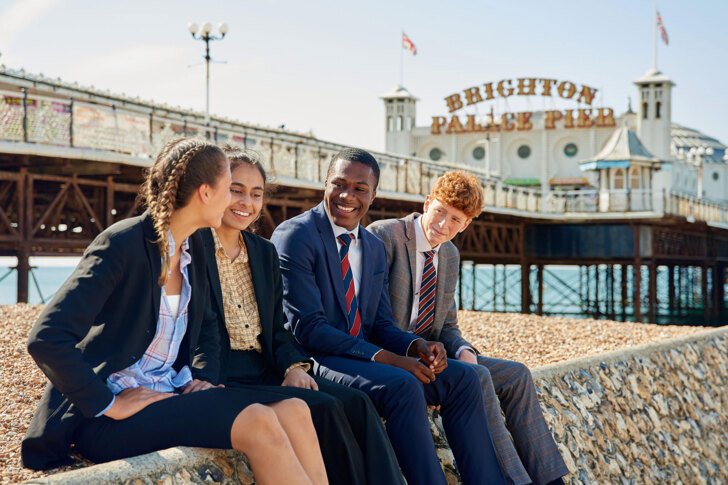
[
  {"left": 415, "top": 250, "right": 437, "bottom": 336},
  {"left": 337, "top": 233, "right": 362, "bottom": 337}
]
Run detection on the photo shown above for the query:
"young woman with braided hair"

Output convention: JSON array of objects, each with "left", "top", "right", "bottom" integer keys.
[{"left": 22, "top": 138, "right": 328, "bottom": 485}]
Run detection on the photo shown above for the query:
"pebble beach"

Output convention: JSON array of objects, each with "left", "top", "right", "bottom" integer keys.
[{"left": 0, "top": 304, "right": 707, "bottom": 483}]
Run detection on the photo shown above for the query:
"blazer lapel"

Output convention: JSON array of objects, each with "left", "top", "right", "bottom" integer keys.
[
  {"left": 434, "top": 245, "right": 450, "bottom": 328},
  {"left": 202, "top": 229, "right": 225, "bottom": 320},
  {"left": 142, "top": 213, "right": 162, "bottom": 326},
  {"left": 358, "top": 229, "right": 373, "bottom": 318},
  {"left": 403, "top": 216, "right": 418, "bottom": 311},
  {"left": 244, "top": 232, "right": 272, "bottom": 340},
  {"left": 313, "top": 203, "right": 349, "bottom": 319}
]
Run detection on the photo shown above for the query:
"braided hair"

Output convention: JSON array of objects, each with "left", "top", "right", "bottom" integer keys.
[{"left": 141, "top": 137, "right": 227, "bottom": 285}]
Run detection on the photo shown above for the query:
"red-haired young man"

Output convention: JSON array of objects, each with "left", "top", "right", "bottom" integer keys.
[{"left": 369, "top": 171, "right": 569, "bottom": 485}]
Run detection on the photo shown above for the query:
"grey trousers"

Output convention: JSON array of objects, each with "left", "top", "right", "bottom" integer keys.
[{"left": 468, "top": 356, "right": 569, "bottom": 485}]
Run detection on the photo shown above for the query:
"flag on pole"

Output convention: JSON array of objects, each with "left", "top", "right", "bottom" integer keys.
[
  {"left": 656, "top": 10, "right": 669, "bottom": 45},
  {"left": 402, "top": 32, "right": 417, "bottom": 55}
]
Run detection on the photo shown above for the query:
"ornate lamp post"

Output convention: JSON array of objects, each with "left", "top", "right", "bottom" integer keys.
[
  {"left": 687, "top": 146, "right": 713, "bottom": 199},
  {"left": 187, "top": 21, "right": 229, "bottom": 124}
]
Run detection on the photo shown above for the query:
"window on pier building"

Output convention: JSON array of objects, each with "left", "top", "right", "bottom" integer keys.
[
  {"left": 642, "top": 102, "right": 648, "bottom": 119},
  {"left": 397, "top": 116, "right": 403, "bottom": 131},
  {"left": 655, "top": 101, "right": 662, "bottom": 119},
  {"left": 614, "top": 168, "right": 625, "bottom": 189},
  {"left": 630, "top": 167, "right": 641, "bottom": 189},
  {"left": 387, "top": 116, "right": 393, "bottom": 131},
  {"left": 473, "top": 146, "right": 485, "bottom": 160}
]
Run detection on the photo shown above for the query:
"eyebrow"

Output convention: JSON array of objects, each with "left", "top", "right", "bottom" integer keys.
[
  {"left": 231, "top": 181, "right": 264, "bottom": 191},
  {"left": 332, "top": 177, "right": 370, "bottom": 187}
]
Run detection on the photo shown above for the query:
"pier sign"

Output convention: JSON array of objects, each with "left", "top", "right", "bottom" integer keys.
[{"left": 431, "top": 77, "right": 616, "bottom": 134}]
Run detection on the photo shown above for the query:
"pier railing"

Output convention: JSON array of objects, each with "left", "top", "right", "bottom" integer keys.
[{"left": 1, "top": 70, "right": 727, "bottom": 225}]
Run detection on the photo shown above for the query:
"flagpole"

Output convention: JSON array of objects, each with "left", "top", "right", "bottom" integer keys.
[
  {"left": 653, "top": 7, "right": 658, "bottom": 70},
  {"left": 399, "top": 30, "right": 404, "bottom": 87}
]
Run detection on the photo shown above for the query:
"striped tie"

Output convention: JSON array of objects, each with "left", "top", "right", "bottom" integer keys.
[
  {"left": 415, "top": 250, "right": 437, "bottom": 336},
  {"left": 337, "top": 233, "right": 362, "bottom": 337}
]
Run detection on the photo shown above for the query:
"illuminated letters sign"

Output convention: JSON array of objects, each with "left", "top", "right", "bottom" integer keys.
[{"left": 431, "top": 78, "right": 616, "bottom": 135}]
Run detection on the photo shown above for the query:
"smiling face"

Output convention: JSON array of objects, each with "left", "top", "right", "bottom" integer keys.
[
  {"left": 221, "top": 163, "right": 265, "bottom": 231},
  {"left": 420, "top": 195, "right": 473, "bottom": 247},
  {"left": 324, "top": 159, "right": 377, "bottom": 230}
]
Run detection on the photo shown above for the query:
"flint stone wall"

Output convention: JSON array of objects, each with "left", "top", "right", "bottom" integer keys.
[{"left": 26, "top": 327, "right": 727, "bottom": 485}]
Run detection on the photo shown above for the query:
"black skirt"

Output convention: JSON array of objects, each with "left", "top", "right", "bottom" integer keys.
[{"left": 73, "top": 386, "right": 288, "bottom": 463}]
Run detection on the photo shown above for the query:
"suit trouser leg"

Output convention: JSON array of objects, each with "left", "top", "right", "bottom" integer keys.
[
  {"left": 315, "top": 356, "right": 506, "bottom": 485},
  {"left": 477, "top": 356, "right": 570, "bottom": 485},
  {"left": 469, "top": 363, "right": 532, "bottom": 485},
  {"left": 427, "top": 360, "right": 506, "bottom": 485},
  {"left": 314, "top": 377, "right": 405, "bottom": 485}
]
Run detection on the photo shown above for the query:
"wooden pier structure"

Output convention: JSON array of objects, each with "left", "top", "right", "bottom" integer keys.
[{"left": 1, "top": 68, "right": 727, "bottom": 324}]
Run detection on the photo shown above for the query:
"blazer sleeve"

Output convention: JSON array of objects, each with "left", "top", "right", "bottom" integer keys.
[
  {"left": 269, "top": 245, "right": 312, "bottom": 375},
  {"left": 191, "top": 278, "right": 222, "bottom": 384},
  {"left": 438, "top": 250, "right": 479, "bottom": 357},
  {"left": 439, "top": 300, "right": 477, "bottom": 357},
  {"left": 367, "top": 222, "right": 396, "bottom": 269},
  {"left": 272, "top": 223, "right": 383, "bottom": 360},
  {"left": 368, "top": 265, "right": 420, "bottom": 355},
  {"left": 26, "top": 231, "right": 122, "bottom": 418}
]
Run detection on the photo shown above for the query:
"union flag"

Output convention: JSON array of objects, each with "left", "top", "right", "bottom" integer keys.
[
  {"left": 402, "top": 32, "right": 417, "bottom": 55},
  {"left": 657, "top": 10, "right": 669, "bottom": 45}
]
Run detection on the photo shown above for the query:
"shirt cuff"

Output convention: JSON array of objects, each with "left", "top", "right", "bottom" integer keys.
[
  {"left": 455, "top": 346, "right": 477, "bottom": 359},
  {"left": 370, "top": 349, "right": 384, "bottom": 361},
  {"left": 96, "top": 395, "right": 115, "bottom": 417},
  {"left": 405, "top": 338, "right": 425, "bottom": 356},
  {"left": 284, "top": 361, "right": 312, "bottom": 377}
]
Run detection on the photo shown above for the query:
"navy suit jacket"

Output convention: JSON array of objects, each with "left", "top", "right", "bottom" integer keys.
[{"left": 271, "top": 202, "right": 418, "bottom": 361}]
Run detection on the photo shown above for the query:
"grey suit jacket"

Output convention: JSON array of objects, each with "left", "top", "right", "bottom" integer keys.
[{"left": 368, "top": 213, "right": 477, "bottom": 357}]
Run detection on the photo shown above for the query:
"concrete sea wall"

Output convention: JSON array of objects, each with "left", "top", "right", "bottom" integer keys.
[{"left": 26, "top": 327, "right": 728, "bottom": 484}]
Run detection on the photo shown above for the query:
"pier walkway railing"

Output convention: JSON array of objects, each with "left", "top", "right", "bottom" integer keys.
[{"left": 1, "top": 68, "right": 727, "bottom": 227}]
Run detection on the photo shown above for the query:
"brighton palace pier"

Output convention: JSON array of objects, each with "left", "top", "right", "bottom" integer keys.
[{"left": 0, "top": 65, "right": 727, "bottom": 324}]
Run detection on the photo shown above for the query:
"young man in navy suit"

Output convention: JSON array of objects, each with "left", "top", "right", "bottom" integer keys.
[{"left": 271, "top": 148, "right": 506, "bottom": 485}]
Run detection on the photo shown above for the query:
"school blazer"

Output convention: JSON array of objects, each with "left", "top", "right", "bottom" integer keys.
[
  {"left": 271, "top": 202, "right": 419, "bottom": 361},
  {"left": 21, "top": 213, "right": 220, "bottom": 470},
  {"left": 368, "top": 213, "right": 476, "bottom": 357},
  {"left": 201, "top": 228, "right": 310, "bottom": 381}
]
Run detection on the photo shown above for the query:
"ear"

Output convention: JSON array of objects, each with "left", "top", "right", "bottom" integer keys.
[
  {"left": 423, "top": 194, "right": 433, "bottom": 212},
  {"left": 197, "top": 183, "right": 211, "bottom": 204},
  {"left": 459, "top": 218, "right": 473, "bottom": 233}
]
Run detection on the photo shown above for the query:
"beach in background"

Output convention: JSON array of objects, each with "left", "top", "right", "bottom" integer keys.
[{"left": 0, "top": 257, "right": 79, "bottom": 304}]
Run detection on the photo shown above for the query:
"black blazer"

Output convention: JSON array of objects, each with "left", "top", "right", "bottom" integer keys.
[
  {"left": 22, "top": 213, "right": 220, "bottom": 470},
  {"left": 202, "top": 228, "right": 310, "bottom": 381}
]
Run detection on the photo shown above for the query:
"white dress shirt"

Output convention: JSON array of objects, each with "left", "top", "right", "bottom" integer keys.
[{"left": 327, "top": 215, "right": 362, "bottom": 294}]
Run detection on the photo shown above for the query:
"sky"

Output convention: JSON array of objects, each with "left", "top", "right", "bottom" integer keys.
[{"left": 0, "top": 0, "right": 726, "bottom": 152}]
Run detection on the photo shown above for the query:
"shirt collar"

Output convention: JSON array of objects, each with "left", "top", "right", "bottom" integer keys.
[
  {"left": 325, "top": 205, "right": 360, "bottom": 241},
  {"left": 168, "top": 230, "right": 192, "bottom": 268},
  {"left": 212, "top": 229, "right": 246, "bottom": 262},
  {"left": 414, "top": 215, "right": 439, "bottom": 254}
]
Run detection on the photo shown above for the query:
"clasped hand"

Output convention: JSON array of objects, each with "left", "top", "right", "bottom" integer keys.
[{"left": 396, "top": 340, "right": 448, "bottom": 384}]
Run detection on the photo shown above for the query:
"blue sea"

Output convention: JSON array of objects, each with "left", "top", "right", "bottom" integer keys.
[
  {"left": 1, "top": 258, "right": 716, "bottom": 325},
  {"left": 0, "top": 257, "right": 80, "bottom": 304}
]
